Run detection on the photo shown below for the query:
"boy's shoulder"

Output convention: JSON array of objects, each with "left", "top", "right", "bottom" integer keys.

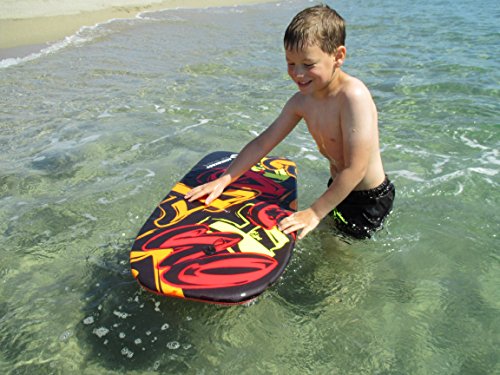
[
  {"left": 335, "top": 73, "right": 375, "bottom": 115},
  {"left": 284, "top": 72, "right": 374, "bottom": 119},
  {"left": 338, "top": 72, "right": 372, "bottom": 99}
]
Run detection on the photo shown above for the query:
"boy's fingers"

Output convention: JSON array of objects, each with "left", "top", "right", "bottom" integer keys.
[
  {"left": 279, "top": 214, "right": 297, "bottom": 230},
  {"left": 205, "top": 189, "right": 222, "bottom": 205},
  {"left": 185, "top": 185, "right": 219, "bottom": 204},
  {"left": 205, "top": 193, "right": 215, "bottom": 205},
  {"left": 280, "top": 217, "right": 304, "bottom": 235},
  {"left": 188, "top": 193, "right": 201, "bottom": 202},
  {"left": 283, "top": 224, "right": 302, "bottom": 234},
  {"left": 185, "top": 178, "right": 228, "bottom": 203},
  {"left": 297, "top": 227, "right": 311, "bottom": 240},
  {"left": 186, "top": 186, "right": 208, "bottom": 202}
]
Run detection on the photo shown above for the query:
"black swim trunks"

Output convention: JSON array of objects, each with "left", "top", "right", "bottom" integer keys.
[{"left": 328, "top": 176, "right": 395, "bottom": 239}]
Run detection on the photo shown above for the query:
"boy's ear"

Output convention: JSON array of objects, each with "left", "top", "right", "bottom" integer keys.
[{"left": 334, "top": 46, "right": 346, "bottom": 67}]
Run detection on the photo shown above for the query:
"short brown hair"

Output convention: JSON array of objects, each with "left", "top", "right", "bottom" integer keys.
[{"left": 284, "top": 5, "right": 346, "bottom": 54}]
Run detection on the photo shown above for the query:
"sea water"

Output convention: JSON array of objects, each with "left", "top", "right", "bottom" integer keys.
[{"left": 0, "top": 0, "right": 498, "bottom": 374}]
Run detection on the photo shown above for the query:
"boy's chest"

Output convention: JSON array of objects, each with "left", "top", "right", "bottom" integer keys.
[{"left": 303, "top": 105, "right": 343, "bottom": 146}]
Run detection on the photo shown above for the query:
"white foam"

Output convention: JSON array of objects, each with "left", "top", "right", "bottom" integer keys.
[
  {"left": 229, "top": 112, "right": 251, "bottom": 119},
  {"left": 429, "top": 170, "right": 465, "bottom": 184},
  {"left": 97, "top": 197, "right": 112, "bottom": 204},
  {"left": 130, "top": 143, "right": 142, "bottom": 151},
  {"left": 149, "top": 118, "right": 211, "bottom": 144},
  {"left": 1, "top": 4, "right": 199, "bottom": 69},
  {"left": 432, "top": 156, "right": 451, "bottom": 174},
  {"left": 98, "top": 110, "right": 113, "bottom": 119},
  {"left": 1, "top": 16, "right": 137, "bottom": 69},
  {"left": 1, "top": 24, "right": 100, "bottom": 69},
  {"left": 83, "top": 213, "right": 98, "bottom": 221},
  {"left": 460, "top": 134, "right": 489, "bottom": 150},
  {"left": 390, "top": 170, "right": 426, "bottom": 182},
  {"left": 304, "top": 154, "right": 319, "bottom": 161},
  {"left": 80, "top": 134, "right": 101, "bottom": 144},
  {"left": 468, "top": 167, "right": 498, "bottom": 176},
  {"left": 483, "top": 149, "right": 500, "bottom": 166},
  {"left": 154, "top": 105, "right": 166, "bottom": 114},
  {"left": 454, "top": 183, "right": 464, "bottom": 196}
]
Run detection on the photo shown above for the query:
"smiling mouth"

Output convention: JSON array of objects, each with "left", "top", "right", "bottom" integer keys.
[{"left": 297, "top": 80, "right": 312, "bottom": 88}]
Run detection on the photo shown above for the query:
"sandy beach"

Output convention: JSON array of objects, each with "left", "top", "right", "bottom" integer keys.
[{"left": 0, "top": 0, "right": 276, "bottom": 57}]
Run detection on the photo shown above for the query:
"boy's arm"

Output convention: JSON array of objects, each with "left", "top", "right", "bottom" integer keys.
[
  {"left": 185, "top": 96, "right": 302, "bottom": 204},
  {"left": 279, "top": 83, "right": 376, "bottom": 239}
]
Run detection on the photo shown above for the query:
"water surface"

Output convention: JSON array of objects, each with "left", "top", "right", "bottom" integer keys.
[{"left": 0, "top": 0, "right": 498, "bottom": 374}]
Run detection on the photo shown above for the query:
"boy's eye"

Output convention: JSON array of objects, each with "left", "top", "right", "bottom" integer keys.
[{"left": 304, "top": 63, "right": 315, "bottom": 68}]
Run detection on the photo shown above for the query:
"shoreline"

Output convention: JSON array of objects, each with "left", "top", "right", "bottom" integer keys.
[{"left": 0, "top": 0, "right": 276, "bottom": 59}]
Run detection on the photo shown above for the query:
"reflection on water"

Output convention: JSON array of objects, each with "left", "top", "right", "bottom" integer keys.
[{"left": 0, "top": 0, "right": 498, "bottom": 373}]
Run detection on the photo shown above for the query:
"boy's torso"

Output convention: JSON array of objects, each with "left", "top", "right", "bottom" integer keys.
[{"left": 295, "top": 72, "right": 386, "bottom": 190}]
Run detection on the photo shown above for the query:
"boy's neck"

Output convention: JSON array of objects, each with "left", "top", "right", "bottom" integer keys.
[{"left": 313, "top": 68, "right": 346, "bottom": 100}]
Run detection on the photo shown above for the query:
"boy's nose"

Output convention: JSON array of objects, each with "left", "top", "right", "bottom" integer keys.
[{"left": 292, "top": 66, "right": 305, "bottom": 77}]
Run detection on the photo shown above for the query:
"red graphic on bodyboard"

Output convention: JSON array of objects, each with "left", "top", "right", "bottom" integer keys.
[{"left": 130, "top": 151, "right": 297, "bottom": 304}]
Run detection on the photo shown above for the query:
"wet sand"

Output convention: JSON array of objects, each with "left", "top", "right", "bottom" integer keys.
[{"left": 0, "top": 0, "right": 276, "bottom": 57}]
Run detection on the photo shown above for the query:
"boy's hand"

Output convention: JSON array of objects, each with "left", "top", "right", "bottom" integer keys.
[
  {"left": 184, "top": 176, "right": 231, "bottom": 205},
  {"left": 278, "top": 208, "right": 321, "bottom": 240}
]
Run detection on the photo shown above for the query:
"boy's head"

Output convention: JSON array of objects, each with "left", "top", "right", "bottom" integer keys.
[{"left": 284, "top": 5, "right": 346, "bottom": 55}]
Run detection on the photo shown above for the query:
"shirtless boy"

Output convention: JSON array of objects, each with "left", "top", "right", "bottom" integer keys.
[{"left": 185, "top": 5, "right": 395, "bottom": 240}]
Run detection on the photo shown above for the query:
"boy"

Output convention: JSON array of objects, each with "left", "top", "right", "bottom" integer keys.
[{"left": 185, "top": 5, "right": 395, "bottom": 240}]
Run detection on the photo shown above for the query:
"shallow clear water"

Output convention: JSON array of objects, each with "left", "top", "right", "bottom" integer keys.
[{"left": 0, "top": 0, "right": 498, "bottom": 374}]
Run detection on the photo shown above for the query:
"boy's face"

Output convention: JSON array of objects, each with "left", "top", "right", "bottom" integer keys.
[{"left": 285, "top": 44, "right": 343, "bottom": 95}]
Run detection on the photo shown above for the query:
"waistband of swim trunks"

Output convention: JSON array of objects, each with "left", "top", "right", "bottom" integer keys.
[{"left": 349, "top": 175, "right": 393, "bottom": 199}]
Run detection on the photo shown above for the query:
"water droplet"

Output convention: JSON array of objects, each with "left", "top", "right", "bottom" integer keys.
[
  {"left": 167, "top": 341, "right": 180, "bottom": 350},
  {"left": 59, "top": 330, "right": 73, "bottom": 342},
  {"left": 121, "top": 347, "right": 134, "bottom": 358},
  {"left": 113, "top": 310, "right": 129, "bottom": 319},
  {"left": 93, "top": 327, "right": 109, "bottom": 338}
]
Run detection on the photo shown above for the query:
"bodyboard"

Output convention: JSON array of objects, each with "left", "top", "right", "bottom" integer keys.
[{"left": 130, "top": 151, "right": 297, "bottom": 304}]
